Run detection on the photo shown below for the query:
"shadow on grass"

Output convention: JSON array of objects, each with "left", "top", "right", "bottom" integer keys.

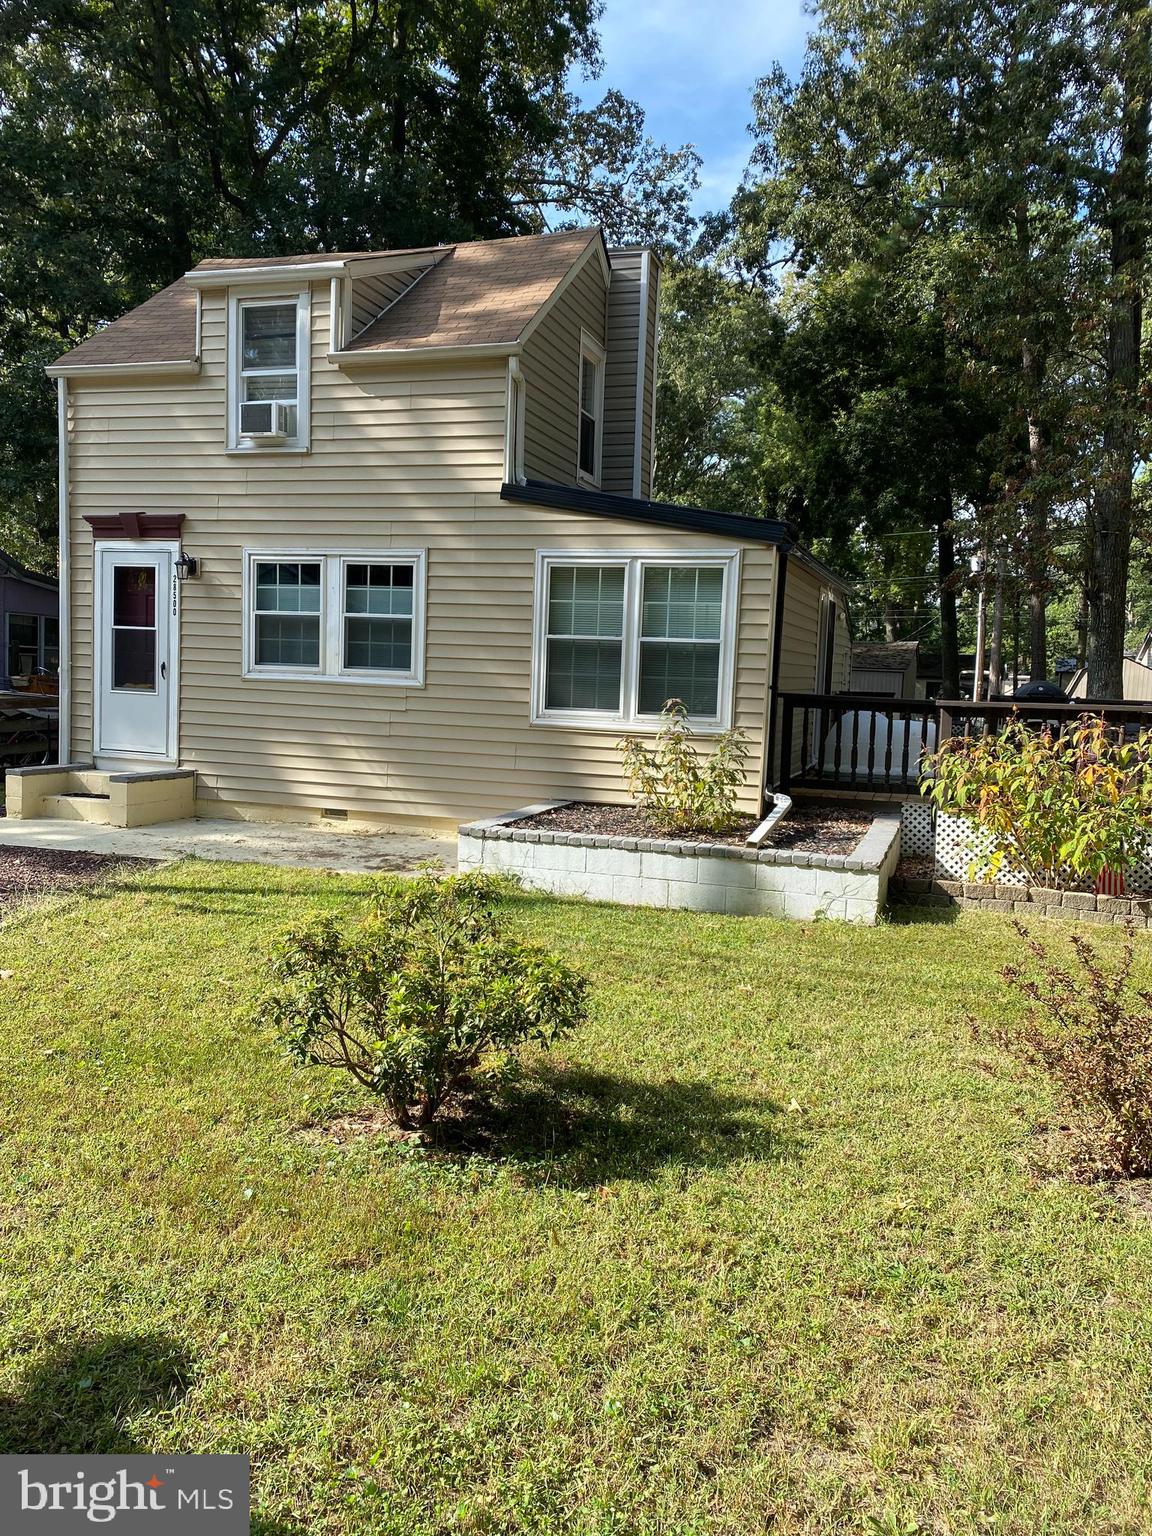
[
  {"left": 887, "top": 902, "right": 960, "bottom": 926},
  {"left": 0, "top": 1334, "right": 307, "bottom": 1532},
  {"left": 424, "top": 1065, "right": 805, "bottom": 1188},
  {"left": 0, "top": 1332, "right": 195, "bottom": 1454}
]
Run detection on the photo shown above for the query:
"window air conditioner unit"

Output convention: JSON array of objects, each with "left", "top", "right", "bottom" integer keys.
[{"left": 239, "top": 399, "right": 292, "bottom": 440}]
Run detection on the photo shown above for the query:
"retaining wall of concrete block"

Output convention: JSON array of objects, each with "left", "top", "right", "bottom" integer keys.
[
  {"left": 458, "top": 803, "right": 902, "bottom": 924},
  {"left": 889, "top": 875, "right": 1152, "bottom": 926}
]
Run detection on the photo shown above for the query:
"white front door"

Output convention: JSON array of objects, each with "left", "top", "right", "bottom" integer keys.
[{"left": 94, "top": 544, "right": 177, "bottom": 761}]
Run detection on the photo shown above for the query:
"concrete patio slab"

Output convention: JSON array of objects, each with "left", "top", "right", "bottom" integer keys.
[{"left": 0, "top": 816, "right": 456, "bottom": 875}]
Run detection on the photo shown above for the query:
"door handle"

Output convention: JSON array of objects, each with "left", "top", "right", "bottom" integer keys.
[{"left": 160, "top": 661, "right": 167, "bottom": 680}]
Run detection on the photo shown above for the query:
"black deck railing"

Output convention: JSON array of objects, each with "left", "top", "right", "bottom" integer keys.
[
  {"left": 935, "top": 698, "right": 1152, "bottom": 739},
  {"left": 777, "top": 693, "right": 1152, "bottom": 796},
  {"left": 778, "top": 693, "right": 937, "bottom": 793}
]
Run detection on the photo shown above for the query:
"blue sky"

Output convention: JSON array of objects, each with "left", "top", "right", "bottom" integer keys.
[{"left": 575, "top": 0, "right": 813, "bottom": 216}]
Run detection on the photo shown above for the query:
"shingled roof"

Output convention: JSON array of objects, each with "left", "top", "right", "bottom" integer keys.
[{"left": 49, "top": 227, "right": 603, "bottom": 372}]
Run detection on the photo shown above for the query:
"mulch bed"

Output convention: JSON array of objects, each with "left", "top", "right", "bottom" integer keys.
[
  {"left": 0, "top": 846, "right": 150, "bottom": 916},
  {"left": 513, "top": 801, "right": 873, "bottom": 856}
]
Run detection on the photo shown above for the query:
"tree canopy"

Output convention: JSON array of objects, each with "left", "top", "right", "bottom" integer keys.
[{"left": 0, "top": 0, "right": 699, "bottom": 559}]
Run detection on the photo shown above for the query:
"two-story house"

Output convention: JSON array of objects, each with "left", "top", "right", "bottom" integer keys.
[{"left": 14, "top": 226, "right": 848, "bottom": 830}]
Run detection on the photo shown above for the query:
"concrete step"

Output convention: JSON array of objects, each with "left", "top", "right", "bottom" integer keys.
[
  {"left": 6, "top": 765, "right": 196, "bottom": 827},
  {"left": 39, "top": 792, "right": 113, "bottom": 824},
  {"left": 69, "top": 769, "right": 112, "bottom": 795}
]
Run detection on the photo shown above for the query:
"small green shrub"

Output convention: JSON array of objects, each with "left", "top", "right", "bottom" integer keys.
[
  {"left": 922, "top": 715, "right": 1152, "bottom": 885},
  {"left": 618, "top": 698, "right": 749, "bottom": 834},
  {"left": 260, "top": 872, "right": 588, "bottom": 1132},
  {"left": 984, "top": 921, "right": 1152, "bottom": 1180}
]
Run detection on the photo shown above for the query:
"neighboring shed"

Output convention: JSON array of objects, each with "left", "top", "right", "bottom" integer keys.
[
  {"left": 0, "top": 549, "right": 58, "bottom": 686},
  {"left": 1065, "top": 655, "right": 1152, "bottom": 703},
  {"left": 850, "top": 641, "right": 920, "bottom": 697}
]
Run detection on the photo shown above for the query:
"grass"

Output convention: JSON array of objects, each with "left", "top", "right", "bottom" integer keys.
[{"left": 1, "top": 861, "right": 1151, "bottom": 1535}]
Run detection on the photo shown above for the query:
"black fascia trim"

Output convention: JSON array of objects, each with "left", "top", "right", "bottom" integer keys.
[{"left": 501, "top": 479, "right": 794, "bottom": 548}]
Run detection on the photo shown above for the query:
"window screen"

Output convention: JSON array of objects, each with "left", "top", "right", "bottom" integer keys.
[
  {"left": 343, "top": 563, "right": 414, "bottom": 672},
  {"left": 578, "top": 351, "right": 600, "bottom": 478},
  {"left": 241, "top": 302, "right": 299, "bottom": 436},
  {"left": 253, "top": 560, "right": 322, "bottom": 667},
  {"left": 637, "top": 566, "right": 724, "bottom": 716},
  {"left": 544, "top": 565, "right": 624, "bottom": 712}
]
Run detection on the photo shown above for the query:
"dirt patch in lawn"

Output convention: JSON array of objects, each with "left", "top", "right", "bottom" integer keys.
[
  {"left": 513, "top": 800, "right": 873, "bottom": 855},
  {"left": 0, "top": 846, "right": 151, "bottom": 917}
]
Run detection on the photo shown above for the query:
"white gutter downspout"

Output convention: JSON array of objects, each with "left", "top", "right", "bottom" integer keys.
[
  {"left": 504, "top": 356, "right": 526, "bottom": 484},
  {"left": 56, "top": 376, "right": 71, "bottom": 763}
]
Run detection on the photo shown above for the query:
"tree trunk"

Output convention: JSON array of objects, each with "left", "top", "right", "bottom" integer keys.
[
  {"left": 1012, "top": 200, "right": 1052, "bottom": 681},
  {"left": 988, "top": 552, "right": 1006, "bottom": 696},
  {"left": 1086, "top": 3, "right": 1150, "bottom": 700},
  {"left": 972, "top": 555, "right": 987, "bottom": 701},
  {"left": 937, "top": 502, "right": 961, "bottom": 698}
]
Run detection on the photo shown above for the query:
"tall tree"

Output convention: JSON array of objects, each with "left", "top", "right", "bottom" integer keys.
[{"left": 1084, "top": 0, "right": 1152, "bottom": 696}]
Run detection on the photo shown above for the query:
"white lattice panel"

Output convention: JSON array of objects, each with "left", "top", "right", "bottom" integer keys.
[
  {"left": 935, "top": 813, "right": 1028, "bottom": 884},
  {"left": 934, "top": 812, "right": 1152, "bottom": 892},
  {"left": 900, "top": 801, "right": 934, "bottom": 858}
]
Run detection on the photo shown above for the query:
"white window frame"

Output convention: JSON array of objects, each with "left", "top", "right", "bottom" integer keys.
[
  {"left": 576, "top": 329, "right": 606, "bottom": 487},
  {"left": 241, "top": 548, "right": 426, "bottom": 686},
  {"left": 531, "top": 549, "right": 741, "bottom": 732},
  {"left": 227, "top": 290, "right": 312, "bottom": 453}
]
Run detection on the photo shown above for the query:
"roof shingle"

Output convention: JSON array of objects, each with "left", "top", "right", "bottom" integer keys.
[{"left": 50, "top": 228, "right": 602, "bottom": 370}]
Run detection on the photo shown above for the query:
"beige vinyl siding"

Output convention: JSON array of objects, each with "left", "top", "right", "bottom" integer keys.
[
  {"left": 638, "top": 257, "right": 658, "bottom": 498},
  {"left": 773, "top": 559, "right": 830, "bottom": 783},
  {"left": 830, "top": 597, "right": 851, "bottom": 690},
  {"left": 601, "top": 251, "right": 642, "bottom": 495},
  {"left": 520, "top": 249, "right": 607, "bottom": 487},
  {"left": 348, "top": 269, "right": 424, "bottom": 338},
  {"left": 66, "top": 276, "right": 777, "bottom": 824}
]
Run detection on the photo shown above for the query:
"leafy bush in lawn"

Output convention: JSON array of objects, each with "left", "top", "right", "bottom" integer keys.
[
  {"left": 923, "top": 715, "right": 1152, "bottom": 885},
  {"left": 261, "top": 872, "right": 588, "bottom": 1132},
  {"left": 619, "top": 698, "right": 749, "bottom": 834},
  {"left": 985, "top": 921, "right": 1152, "bottom": 1179}
]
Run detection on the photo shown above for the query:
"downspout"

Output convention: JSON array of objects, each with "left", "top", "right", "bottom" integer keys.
[
  {"left": 56, "top": 377, "right": 71, "bottom": 763},
  {"left": 504, "top": 356, "right": 525, "bottom": 483},
  {"left": 761, "top": 544, "right": 790, "bottom": 813}
]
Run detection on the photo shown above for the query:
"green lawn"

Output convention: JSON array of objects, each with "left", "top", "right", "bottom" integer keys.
[{"left": 1, "top": 861, "right": 1151, "bottom": 1535}]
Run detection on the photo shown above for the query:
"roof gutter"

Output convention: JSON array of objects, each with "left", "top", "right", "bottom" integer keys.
[
  {"left": 184, "top": 251, "right": 444, "bottom": 290},
  {"left": 185, "top": 261, "right": 349, "bottom": 287},
  {"left": 46, "top": 359, "right": 201, "bottom": 381},
  {"left": 329, "top": 341, "right": 520, "bottom": 367}
]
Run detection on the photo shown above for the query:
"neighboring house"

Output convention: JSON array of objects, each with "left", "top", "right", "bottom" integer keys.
[
  {"left": 1065, "top": 654, "right": 1152, "bottom": 702},
  {"left": 0, "top": 549, "right": 58, "bottom": 687},
  {"left": 850, "top": 641, "right": 920, "bottom": 698},
  {"left": 37, "top": 226, "right": 848, "bottom": 829}
]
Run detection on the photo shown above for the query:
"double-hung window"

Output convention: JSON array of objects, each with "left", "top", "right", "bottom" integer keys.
[
  {"left": 229, "top": 292, "right": 310, "bottom": 450},
  {"left": 244, "top": 550, "right": 425, "bottom": 684},
  {"left": 577, "top": 331, "right": 605, "bottom": 484},
  {"left": 534, "top": 552, "right": 738, "bottom": 729},
  {"left": 5, "top": 613, "right": 59, "bottom": 679}
]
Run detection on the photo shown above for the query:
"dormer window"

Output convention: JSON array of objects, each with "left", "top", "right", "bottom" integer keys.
[
  {"left": 228, "top": 291, "right": 311, "bottom": 451},
  {"left": 577, "top": 331, "right": 605, "bottom": 485}
]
